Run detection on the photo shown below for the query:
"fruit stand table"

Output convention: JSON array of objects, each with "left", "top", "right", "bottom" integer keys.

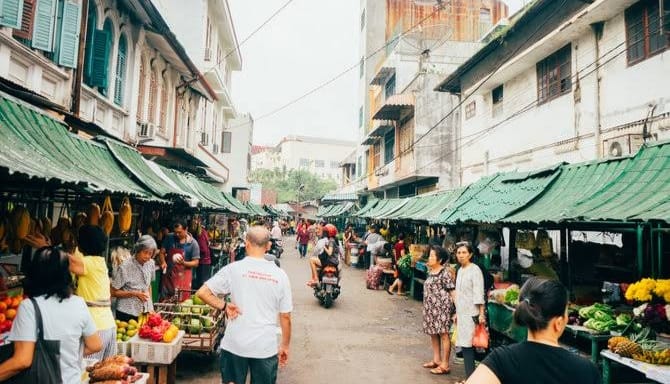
[
  {"left": 601, "top": 349, "right": 670, "bottom": 384},
  {"left": 563, "top": 325, "right": 611, "bottom": 363},
  {"left": 487, "top": 302, "right": 527, "bottom": 343}
]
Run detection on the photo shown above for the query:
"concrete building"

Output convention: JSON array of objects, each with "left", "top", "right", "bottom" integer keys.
[
  {"left": 252, "top": 136, "right": 357, "bottom": 184},
  {"left": 150, "top": 0, "right": 248, "bottom": 189},
  {"left": 436, "top": 0, "right": 670, "bottom": 185},
  {"left": 0, "top": 0, "right": 213, "bottom": 151},
  {"left": 344, "top": 0, "right": 508, "bottom": 198}
]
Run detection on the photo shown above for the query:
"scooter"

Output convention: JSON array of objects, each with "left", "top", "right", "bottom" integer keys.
[
  {"left": 269, "top": 238, "right": 283, "bottom": 259},
  {"left": 313, "top": 264, "right": 341, "bottom": 308}
]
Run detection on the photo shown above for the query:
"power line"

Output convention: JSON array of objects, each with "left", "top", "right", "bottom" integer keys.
[{"left": 203, "top": 0, "right": 297, "bottom": 76}]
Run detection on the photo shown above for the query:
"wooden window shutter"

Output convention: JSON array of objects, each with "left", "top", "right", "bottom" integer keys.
[
  {"left": 12, "top": 0, "right": 34, "bottom": 40},
  {"left": 148, "top": 70, "right": 158, "bottom": 123},
  {"left": 57, "top": 0, "right": 80, "bottom": 68},
  {"left": 159, "top": 83, "right": 169, "bottom": 132},
  {"left": 0, "top": 0, "right": 24, "bottom": 30},
  {"left": 31, "top": 0, "right": 56, "bottom": 51},
  {"left": 136, "top": 60, "right": 146, "bottom": 121},
  {"left": 90, "top": 28, "right": 110, "bottom": 88},
  {"left": 114, "top": 36, "right": 127, "bottom": 105}
]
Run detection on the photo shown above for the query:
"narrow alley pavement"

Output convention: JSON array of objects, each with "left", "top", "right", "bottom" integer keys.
[{"left": 177, "top": 236, "right": 465, "bottom": 383}]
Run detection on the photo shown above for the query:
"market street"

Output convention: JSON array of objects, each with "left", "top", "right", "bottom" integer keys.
[{"left": 177, "top": 236, "right": 465, "bottom": 383}]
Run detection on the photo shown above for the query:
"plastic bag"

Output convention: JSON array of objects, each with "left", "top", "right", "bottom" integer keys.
[{"left": 472, "top": 323, "right": 489, "bottom": 349}]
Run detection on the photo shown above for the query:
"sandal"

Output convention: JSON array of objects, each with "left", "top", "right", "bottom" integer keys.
[
  {"left": 386, "top": 289, "right": 394, "bottom": 295},
  {"left": 422, "top": 361, "right": 439, "bottom": 369},
  {"left": 430, "top": 366, "right": 451, "bottom": 375}
]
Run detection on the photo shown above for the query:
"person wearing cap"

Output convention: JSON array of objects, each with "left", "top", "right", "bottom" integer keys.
[{"left": 111, "top": 235, "right": 157, "bottom": 322}]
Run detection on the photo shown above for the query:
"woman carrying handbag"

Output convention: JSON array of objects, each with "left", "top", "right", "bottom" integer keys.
[{"left": 0, "top": 246, "right": 102, "bottom": 383}]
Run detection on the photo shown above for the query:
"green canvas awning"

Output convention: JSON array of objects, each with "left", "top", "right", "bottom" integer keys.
[
  {"left": 437, "top": 167, "right": 561, "bottom": 224},
  {"left": 159, "top": 166, "right": 234, "bottom": 211},
  {"left": 321, "top": 193, "right": 358, "bottom": 202},
  {"left": 354, "top": 199, "right": 379, "bottom": 217},
  {"left": 221, "top": 193, "right": 250, "bottom": 215},
  {"left": 245, "top": 202, "right": 268, "bottom": 216},
  {"left": 381, "top": 195, "right": 426, "bottom": 220},
  {"left": 504, "top": 158, "right": 630, "bottom": 224},
  {"left": 359, "top": 199, "right": 407, "bottom": 219},
  {"left": 103, "top": 139, "right": 188, "bottom": 198},
  {"left": 319, "top": 202, "right": 355, "bottom": 218},
  {"left": 0, "top": 94, "right": 155, "bottom": 198},
  {"left": 415, "top": 189, "right": 464, "bottom": 223}
]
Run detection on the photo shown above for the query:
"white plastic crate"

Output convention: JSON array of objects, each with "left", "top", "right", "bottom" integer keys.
[
  {"left": 117, "top": 340, "right": 131, "bottom": 357},
  {"left": 129, "top": 331, "right": 185, "bottom": 364}
]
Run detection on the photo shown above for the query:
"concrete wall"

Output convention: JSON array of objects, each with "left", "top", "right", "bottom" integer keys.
[
  {"left": 221, "top": 113, "right": 253, "bottom": 191},
  {"left": 458, "top": 0, "right": 670, "bottom": 185}
]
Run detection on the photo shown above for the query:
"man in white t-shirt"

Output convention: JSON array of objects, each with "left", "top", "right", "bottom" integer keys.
[{"left": 196, "top": 226, "right": 293, "bottom": 384}]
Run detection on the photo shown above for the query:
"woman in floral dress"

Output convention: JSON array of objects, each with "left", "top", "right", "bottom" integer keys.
[{"left": 422, "top": 245, "right": 456, "bottom": 375}]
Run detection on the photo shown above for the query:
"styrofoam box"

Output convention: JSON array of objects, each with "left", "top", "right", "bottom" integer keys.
[
  {"left": 117, "top": 340, "right": 131, "bottom": 357},
  {"left": 129, "top": 331, "right": 185, "bottom": 364}
]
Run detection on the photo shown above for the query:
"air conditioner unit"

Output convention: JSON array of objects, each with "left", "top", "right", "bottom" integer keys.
[
  {"left": 602, "top": 134, "right": 644, "bottom": 158},
  {"left": 212, "top": 144, "right": 219, "bottom": 154},
  {"left": 137, "top": 122, "right": 155, "bottom": 138},
  {"left": 200, "top": 132, "right": 209, "bottom": 146},
  {"left": 204, "top": 47, "right": 212, "bottom": 61}
]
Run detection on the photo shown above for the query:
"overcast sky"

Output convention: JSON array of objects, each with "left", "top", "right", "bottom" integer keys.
[{"left": 229, "top": 0, "right": 527, "bottom": 146}]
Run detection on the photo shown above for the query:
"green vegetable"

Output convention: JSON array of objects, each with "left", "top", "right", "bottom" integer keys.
[
  {"left": 616, "top": 313, "right": 632, "bottom": 326},
  {"left": 504, "top": 288, "right": 520, "bottom": 304},
  {"left": 579, "top": 307, "right": 592, "bottom": 319},
  {"left": 593, "top": 310, "right": 613, "bottom": 322}
]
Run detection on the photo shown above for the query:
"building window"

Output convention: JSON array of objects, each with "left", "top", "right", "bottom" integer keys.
[
  {"left": 299, "top": 158, "right": 310, "bottom": 167},
  {"left": 222, "top": 131, "right": 232, "bottom": 153},
  {"left": 359, "top": 106, "right": 363, "bottom": 128},
  {"left": 361, "top": 8, "right": 366, "bottom": 31},
  {"left": 385, "top": 74, "right": 396, "bottom": 99},
  {"left": 398, "top": 120, "right": 414, "bottom": 153},
  {"left": 625, "top": 0, "right": 668, "bottom": 65},
  {"left": 330, "top": 161, "right": 340, "bottom": 168},
  {"left": 536, "top": 44, "right": 572, "bottom": 104},
  {"left": 384, "top": 130, "right": 395, "bottom": 165},
  {"left": 359, "top": 57, "right": 364, "bottom": 78},
  {"left": 159, "top": 75, "right": 169, "bottom": 133},
  {"left": 492, "top": 85, "right": 503, "bottom": 117},
  {"left": 479, "top": 8, "right": 492, "bottom": 37},
  {"left": 372, "top": 143, "right": 381, "bottom": 169},
  {"left": 465, "top": 101, "right": 476, "bottom": 119},
  {"left": 148, "top": 69, "right": 158, "bottom": 123},
  {"left": 136, "top": 58, "right": 146, "bottom": 121},
  {"left": 114, "top": 34, "right": 127, "bottom": 106},
  {"left": 356, "top": 156, "right": 362, "bottom": 177},
  {"left": 315, "top": 160, "right": 325, "bottom": 168}
]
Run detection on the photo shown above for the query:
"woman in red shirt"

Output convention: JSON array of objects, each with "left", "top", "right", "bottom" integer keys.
[
  {"left": 296, "top": 220, "right": 310, "bottom": 259},
  {"left": 387, "top": 234, "right": 407, "bottom": 295}
]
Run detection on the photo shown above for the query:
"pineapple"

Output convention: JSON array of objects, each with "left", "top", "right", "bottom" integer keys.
[
  {"left": 615, "top": 340, "right": 642, "bottom": 357},
  {"left": 608, "top": 336, "right": 630, "bottom": 352}
]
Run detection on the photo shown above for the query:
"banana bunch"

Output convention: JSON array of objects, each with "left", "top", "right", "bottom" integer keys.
[
  {"left": 632, "top": 349, "right": 670, "bottom": 365},
  {"left": 137, "top": 313, "right": 148, "bottom": 327}
]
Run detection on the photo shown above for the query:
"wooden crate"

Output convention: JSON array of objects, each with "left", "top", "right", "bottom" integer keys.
[{"left": 136, "top": 362, "right": 176, "bottom": 384}]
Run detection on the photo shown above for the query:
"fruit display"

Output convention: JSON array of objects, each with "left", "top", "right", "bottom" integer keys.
[
  {"left": 137, "top": 312, "right": 179, "bottom": 343},
  {"left": 575, "top": 303, "right": 636, "bottom": 333},
  {"left": 488, "top": 284, "right": 520, "bottom": 306},
  {"left": 115, "top": 319, "right": 138, "bottom": 342},
  {"left": 608, "top": 328, "right": 670, "bottom": 365},
  {"left": 0, "top": 294, "right": 24, "bottom": 333},
  {"left": 85, "top": 355, "right": 143, "bottom": 383}
]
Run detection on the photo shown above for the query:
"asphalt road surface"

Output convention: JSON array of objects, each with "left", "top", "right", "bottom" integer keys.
[{"left": 177, "top": 236, "right": 466, "bottom": 383}]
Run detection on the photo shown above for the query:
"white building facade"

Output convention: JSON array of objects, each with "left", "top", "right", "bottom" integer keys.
[
  {"left": 252, "top": 136, "right": 356, "bottom": 185},
  {"left": 437, "top": 0, "right": 670, "bottom": 185}
]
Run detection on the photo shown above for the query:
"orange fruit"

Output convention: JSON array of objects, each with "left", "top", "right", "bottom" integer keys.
[
  {"left": 5, "top": 309, "right": 16, "bottom": 320},
  {"left": 0, "top": 303, "right": 7, "bottom": 313},
  {"left": 3, "top": 297, "right": 11, "bottom": 307},
  {"left": 0, "top": 314, "right": 6, "bottom": 323},
  {"left": 10, "top": 298, "right": 20, "bottom": 309}
]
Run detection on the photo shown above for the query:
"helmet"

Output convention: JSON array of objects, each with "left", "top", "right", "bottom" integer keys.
[{"left": 324, "top": 224, "right": 338, "bottom": 238}]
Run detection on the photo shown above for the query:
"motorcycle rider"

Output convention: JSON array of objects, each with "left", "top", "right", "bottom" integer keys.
[{"left": 306, "top": 222, "right": 330, "bottom": 286}]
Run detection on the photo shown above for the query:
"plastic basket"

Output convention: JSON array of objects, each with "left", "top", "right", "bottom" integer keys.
[
  {"left": 117, "top": 340, "right": 132, "bottom": 357},
  {"left": 154, "top": 299, "right": 226, "bottom": 353},
  {"left": 130, "top": 330, "right": 185, "bottom": 364}
]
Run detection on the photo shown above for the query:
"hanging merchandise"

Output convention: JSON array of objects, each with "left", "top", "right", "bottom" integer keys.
[
  {"left": 101, "top": 196, "right": 114, "bottom": 235},
  {"left": 73, "top": 211, "right": 87, "bottom": 233},
  {"left": 11, "top": 206, "right": 30, "bottom": 240},
  {"left": 87, "top": 203, "right": 101, "bottom": 226},
  {"left": 516, "top": 230, "right": 536, "bottom": 250},
  {"left": 536, "top": 230, "right": 553, "bottom": 258},
  {"left": 119, "top": 197, "right": 132, "bottom": 233},
  {"left": 39, "top": 216, "right": 51, "bottom": 240}
]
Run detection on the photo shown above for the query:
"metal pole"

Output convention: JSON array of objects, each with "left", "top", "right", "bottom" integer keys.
[{"left": 636, "top": 224, "right": 644, "bottom": 278}]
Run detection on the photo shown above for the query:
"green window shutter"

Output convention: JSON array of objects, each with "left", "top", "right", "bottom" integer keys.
[
  {"left": 114, "top": 37, "right": 127, "bottom": 105},
  {"left": 90, "top": 28, "right": 110, "bottom": 88},
  {"left": 31, "top": 0, "right": 56, "bottom": 51},
  {"left": 57, "top": 0, "right": 80, "bottom": 68},
  {"left": 0, "top": 0, "right": 24, "bottom": 29}
]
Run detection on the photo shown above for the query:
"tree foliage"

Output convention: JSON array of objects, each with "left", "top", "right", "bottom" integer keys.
[{"left": 249, "top": 168, "right": 338, "bottom": 203}]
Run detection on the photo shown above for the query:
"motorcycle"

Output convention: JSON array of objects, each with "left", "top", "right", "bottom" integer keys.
[
  {"left": 313, "top": 264, "right": 341, "bottom": 308},
  {"left": 269, "top": 238, "right": 283, "bottom": 259},
  {"left": 233, "top": 237, "right": 246, "bottom": 262}
]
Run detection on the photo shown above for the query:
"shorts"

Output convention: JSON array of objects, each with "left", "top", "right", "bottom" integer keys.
[{"left": 220, "top": 350, "right": 278, "bottom": 384}]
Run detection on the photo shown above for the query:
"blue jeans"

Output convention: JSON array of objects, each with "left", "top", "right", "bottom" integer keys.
[
  {"left": 298, "top": 243, "right": 308, "bottom": 258},
  {"left": 220, "top": 350, "right": 278, "bottom": 384}
]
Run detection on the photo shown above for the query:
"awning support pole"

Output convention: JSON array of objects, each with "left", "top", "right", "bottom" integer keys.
[{"left": 636, "top": 224, "right": 644, "bottom": 279}]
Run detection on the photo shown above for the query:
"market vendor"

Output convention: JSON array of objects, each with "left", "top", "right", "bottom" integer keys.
[
  {"left": 191, "top": 216, "right": 212, "bottom": 291},
  {"left": 159, "top": 219, "right": 200, "bottom": 301},
  {"left": 111, "top": 235, "right": 157, "bottom": 322}
]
